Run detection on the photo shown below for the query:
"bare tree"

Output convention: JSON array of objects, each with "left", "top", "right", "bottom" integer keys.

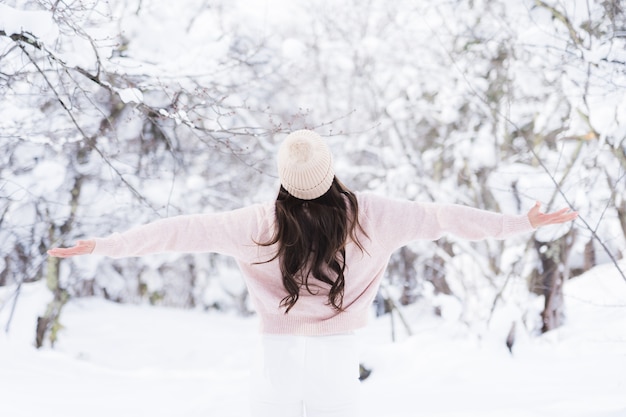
[{"left": 0, "top": 0, "right": 284, "bottom": 346}]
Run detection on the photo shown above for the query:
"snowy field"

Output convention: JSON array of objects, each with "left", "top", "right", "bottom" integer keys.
[{"left": 2, "top": 262, "right": 625, "bottom": 417}]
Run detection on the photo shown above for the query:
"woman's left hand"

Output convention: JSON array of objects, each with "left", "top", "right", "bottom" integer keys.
[
  {"left": 47, "top": 239, "right": 96, "bottom": 258},
  {"left": 527, "top": 201, "right": 578, "bottom": 229}
]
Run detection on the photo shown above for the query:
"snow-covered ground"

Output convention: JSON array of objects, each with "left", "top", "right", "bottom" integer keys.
[{"left": 1, "top": 262, "right": 625, "bottom": 417}]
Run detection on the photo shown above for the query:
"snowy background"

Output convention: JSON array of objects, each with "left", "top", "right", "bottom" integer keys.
[
  {"left": 1, "top": 0, "right": 626, "bottom": 415},
  {"left": 1, "top": 264, "right": 625, "bottom": 417}
]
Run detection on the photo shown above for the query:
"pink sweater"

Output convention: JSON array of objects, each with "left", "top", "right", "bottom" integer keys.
[{"left": 93, "top": 193, "right": 534, "bottom": 335}]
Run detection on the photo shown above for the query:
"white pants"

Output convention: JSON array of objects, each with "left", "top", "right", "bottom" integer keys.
[{"left": 250, "top": 333, "right": 361, "bottom": 417}]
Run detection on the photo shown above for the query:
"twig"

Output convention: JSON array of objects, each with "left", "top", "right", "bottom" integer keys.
[
  {"left": 534, "top": 1, "right": 585, "bottom": 47},
  {"left": 380, "top": 283, "right": 414, "bottom": 339},
  {"left": 4, "top": 282, "right": 22, "bottom": 333},
  {"left": 528, "top": 143, "right": 626, "bottom": 283},
  {"left": 3, "top": 254, "right": 50, "bottom": 334}
]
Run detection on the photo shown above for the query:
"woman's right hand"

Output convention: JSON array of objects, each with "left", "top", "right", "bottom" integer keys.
[{"left": 47, "top": 239, "right": 96, "bottom": 258}]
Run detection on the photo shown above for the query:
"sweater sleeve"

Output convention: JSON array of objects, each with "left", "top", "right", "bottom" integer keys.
[
  {"left": 91, "top": 204, "right": 265, "bottom": 259},
  {"left": 360, "top": 194, "right": 535, "bottom": 251}
]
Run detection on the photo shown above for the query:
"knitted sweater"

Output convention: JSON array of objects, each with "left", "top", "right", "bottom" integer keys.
[{"left": 92, "top": 193, "right": 534, "bottom": 336}]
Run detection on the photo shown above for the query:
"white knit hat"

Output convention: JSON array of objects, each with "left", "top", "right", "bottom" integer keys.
[{"left": 277, "top": 129, "right": 334, "bottom": 200}]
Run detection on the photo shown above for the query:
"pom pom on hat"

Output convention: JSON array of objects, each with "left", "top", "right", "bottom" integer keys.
[{"left": 277, "top": 130, "right": 334, "bottom": 200}]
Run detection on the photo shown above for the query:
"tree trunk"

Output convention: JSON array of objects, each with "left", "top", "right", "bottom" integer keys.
[
  {"left": 35, "top": 256, "right": 69, "bottom": 348},
  {"left": 36, "top": 173, "right": 84, "bottom": 348},
  {"left": 532, "top": 229, "right": 576, "bottom": 333}
]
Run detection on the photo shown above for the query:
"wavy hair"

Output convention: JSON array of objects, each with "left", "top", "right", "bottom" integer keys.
[{"left": 259, "top": 177, "right": 367, "bottom": 313}]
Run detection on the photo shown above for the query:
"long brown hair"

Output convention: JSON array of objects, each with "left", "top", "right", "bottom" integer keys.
[{"left": 259, "top": 177, "right": 366, "bottom": 313}]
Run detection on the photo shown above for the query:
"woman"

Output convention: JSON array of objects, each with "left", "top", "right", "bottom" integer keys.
[{"left": 48, "top": 129, "right": 577, "bottom": 417}]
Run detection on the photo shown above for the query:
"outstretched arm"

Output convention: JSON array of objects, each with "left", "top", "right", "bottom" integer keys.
[
  {"left": 47, "top": 204, "right": 265, "bottom": 260},
  {"left": 527, "top": 201, "right": 578, "bottom": 228},
  {"left": 47, "top": 239, "right": 95, "bottom": 258}
]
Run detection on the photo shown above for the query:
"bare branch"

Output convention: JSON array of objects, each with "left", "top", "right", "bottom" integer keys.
[{"left": 534, "top": 0, "right": 585, "bottom": 47}]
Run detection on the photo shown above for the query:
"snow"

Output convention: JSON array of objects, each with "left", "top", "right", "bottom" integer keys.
[
  {"left": 0, "top": 4, "right": 58, "bottom": 46},
  {"left": 1, "top": 263, "right": 625, "bottom": 417},
  {"left": 117, "top": 88, "right": 144, "bottom": 104}
]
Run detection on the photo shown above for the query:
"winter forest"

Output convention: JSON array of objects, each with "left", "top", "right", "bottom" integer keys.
[{"left": 1, "top": 0, "right": 625, "bottom": 416}]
